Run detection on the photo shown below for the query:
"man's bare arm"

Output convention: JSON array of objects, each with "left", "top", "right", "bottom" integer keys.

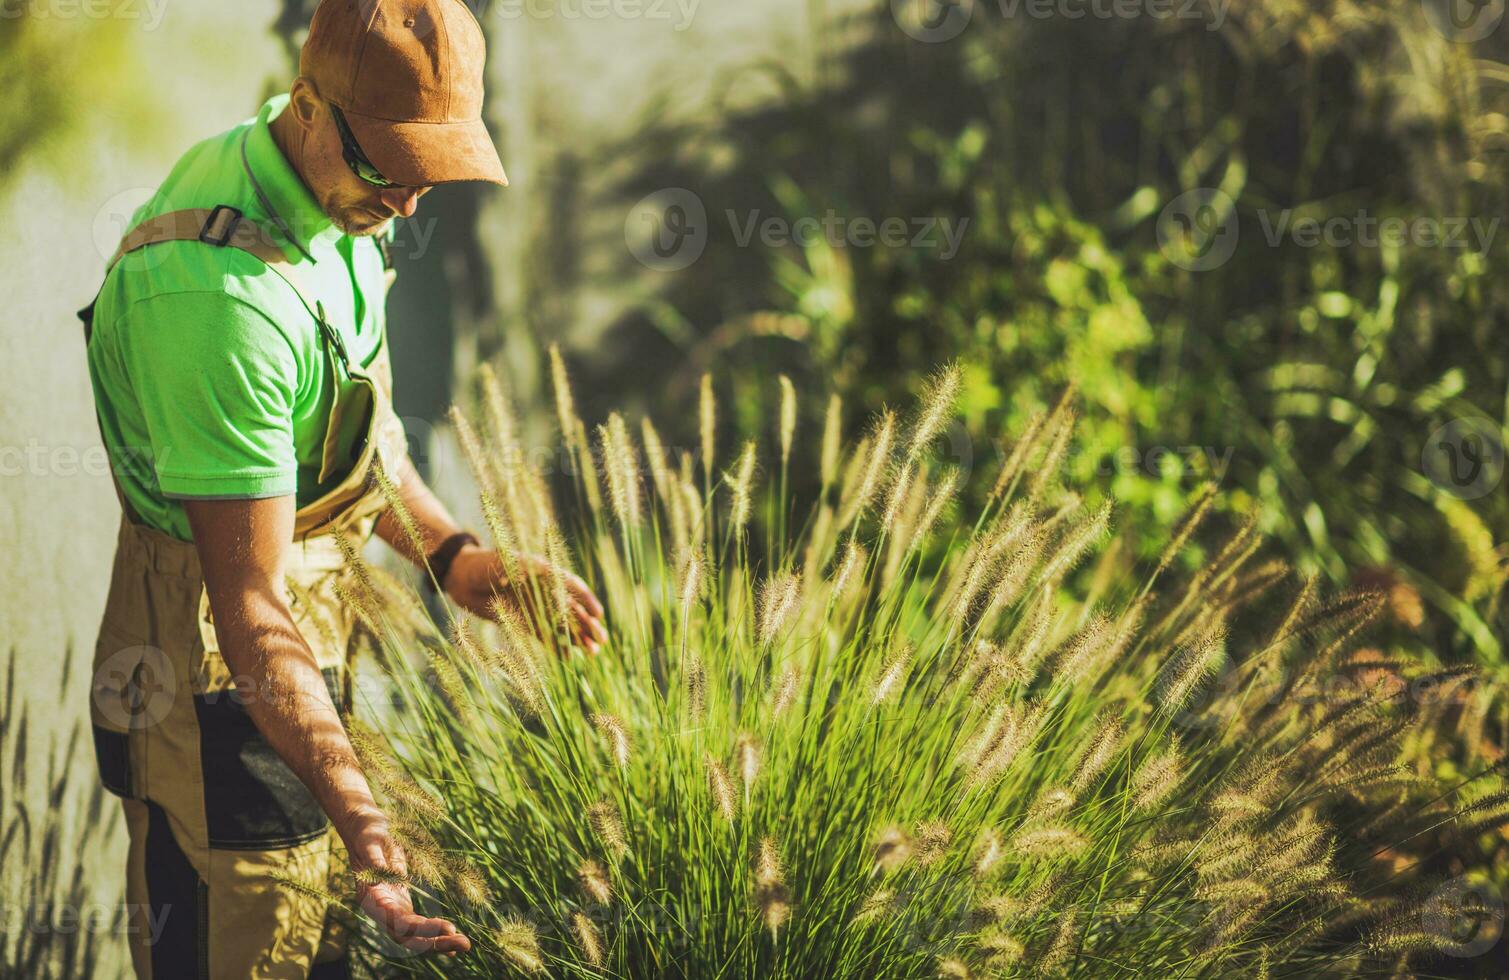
[
  {"left": 183, "top": 495, "right": 470, "bottom": 954},
  {"left": 372, "top": 454, "right": 468, "bottom": 565}
]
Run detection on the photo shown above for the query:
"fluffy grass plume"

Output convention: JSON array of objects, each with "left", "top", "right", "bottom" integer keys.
[{"left": 349, "top": 357, "right": 1487, "bottom": 979}]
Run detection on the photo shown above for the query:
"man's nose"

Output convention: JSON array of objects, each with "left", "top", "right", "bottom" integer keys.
[{"left": 378, "top": 186, "right": 425, "bottom": 218}]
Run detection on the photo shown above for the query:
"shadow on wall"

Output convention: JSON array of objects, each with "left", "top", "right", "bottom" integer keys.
[{"left": 0, "top": 652, "right": 114, "bottom": 979}]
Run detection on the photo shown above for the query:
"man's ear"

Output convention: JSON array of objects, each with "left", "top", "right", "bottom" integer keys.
[{"left": 286, "top": 77, "right": 325, "bottom": 130}]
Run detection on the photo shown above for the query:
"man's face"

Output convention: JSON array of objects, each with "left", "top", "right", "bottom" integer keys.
[{"left": 299, "top": 99, "right": 431, "bottom": 237}]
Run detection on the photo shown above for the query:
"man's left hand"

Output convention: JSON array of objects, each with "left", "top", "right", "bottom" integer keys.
[{"left": 444, "top": 546, "right": 607, "bottom": 654}]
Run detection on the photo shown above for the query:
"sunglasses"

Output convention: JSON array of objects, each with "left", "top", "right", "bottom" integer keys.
[{"left": 329, "top": 103, "right": 396, "bottom": 188}]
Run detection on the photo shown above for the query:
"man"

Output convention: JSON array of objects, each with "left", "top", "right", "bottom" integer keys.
[{"left": 80, "top": 1, "right": 606, "bottom": 976}]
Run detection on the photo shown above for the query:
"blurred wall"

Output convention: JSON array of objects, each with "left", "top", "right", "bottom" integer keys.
[{"left": 0, "top": 0, "right": 865, "bottom": 972}]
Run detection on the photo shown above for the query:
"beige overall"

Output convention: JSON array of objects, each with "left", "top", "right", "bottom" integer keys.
[{"left": 83, "top": 207, "right": 407, "bottom": 979}]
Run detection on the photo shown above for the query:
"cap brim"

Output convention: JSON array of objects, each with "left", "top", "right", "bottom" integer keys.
[{"left": 343, "top": 109, "right": 508, "bottom": 188}]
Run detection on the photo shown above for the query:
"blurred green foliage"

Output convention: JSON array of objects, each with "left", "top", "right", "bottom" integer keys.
[
  {"left": 0, "top": 8, "right": 137, "bottom": 185},
  {"left": 589, "top": 0, "right": 1508, "bottom": 683}
]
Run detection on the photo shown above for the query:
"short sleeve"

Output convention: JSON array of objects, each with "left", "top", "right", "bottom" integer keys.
[{"left": 120, "top": 290, "right": 300, "bottom": 500}]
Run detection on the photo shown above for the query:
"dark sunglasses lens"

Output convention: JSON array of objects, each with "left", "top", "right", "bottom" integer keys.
[{"left": 332, "top": 106, "right": 392, "bottom": 187}]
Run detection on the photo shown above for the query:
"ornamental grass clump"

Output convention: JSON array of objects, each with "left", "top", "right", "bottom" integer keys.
[{"left": 343, "top": 358, "right": 1488, "bottom": 978}]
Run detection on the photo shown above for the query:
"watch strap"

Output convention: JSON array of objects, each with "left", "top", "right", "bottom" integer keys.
[{"left": 426, "top": 531, "right": 480, "bottom": 593}]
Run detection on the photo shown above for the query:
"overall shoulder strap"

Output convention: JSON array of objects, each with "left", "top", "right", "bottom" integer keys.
[
  {"left": 87, "top": 205, "right": 336, "bottom": 356},
  {"left": 108, "top": 205, "right": 280, "bottom": 267}
]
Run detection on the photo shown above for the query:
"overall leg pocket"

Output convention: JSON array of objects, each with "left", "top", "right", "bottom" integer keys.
[
  {"left": 193, "top": 669, "right": 344, "bottom": 850},
  {"left": 91, "top": 636, "right": 182, "bottom": 799}
]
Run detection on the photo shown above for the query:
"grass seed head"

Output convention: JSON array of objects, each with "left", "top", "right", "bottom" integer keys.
[
  {"left": 1156, "top": 623, "right": 1227, "bottom": 713},
  {"left": 907, "top": 363, "right": 962, "bottom": 462},
  {"left": 831, "top": 537, "right": 868, "bottom": 599},
  {"left": 881, "top": 461, "right": 916, "bottom": 530},
  {"left": 599, "top": 413, "right": 642, "bottom": 529},
  {"left": 572, "top": 911, "right": 604, "bottom": 967},
  {"left": 641, "top": 415, "right": 672, "bottom": 501},
  {"left": 1012, "top": 825, "right": 1088, "bottom": 859},
  {"left": 706, "top": 756, "right": 737, "bottom": 820},
  {"left": 699, "top": 373, "right": 716, "bottom": 485},
  {"left": 578, "top": 858, "right": 613, "bottom": 905},
  {"left": 593, "top": 713, "right": 632, "bottom": 769},
  {"left": 735, "top": 733, "right": 761, "bottom": 791},
  {"left": 574, "top": 418, "right": 605, "bottom": 514},
  {"left": 756, "top": 835, "right": 784, "bottom": 886},
  {"left": 757, "top": 571, "right": 803, "bottom": 644},
  {"left": 779, "top": 375, "right": 797, "bottom": 467},
  {"left": 549, "top": 343, "right": 580, "bottom": 450},
  {"left": 974, "top": 828, "right": 1005, "bottom": 878},
  {"left": 494, "top": 917, "right": 544, "bottom": 973},
  {"left": 980, "top": 932, "right": 1026, "bottom": 966},
  {"left": 914, "top": 467, "right": 959, "bottom": 547},
  {"left": 770, "top": 666, "right": 801, "bottom": 717},
  {"left": 724, "top": 441, "right": 758, "bottom": 532},
  {"left": 446, "top": 856, "right": 492, "bottom": 907},
  {"left": 1071, "top": 715, "right": 1125, "bottom": 794},
  {"left": 1133, "top": 740, "right": 1185, "bottom": 812},
  {"left": 678, "top": 548, "right": 704, "bottom": 617},
  {"left": 1028, "top": 787, "right": 1075, "bottom": 821},
  {"left": 842, "top": 409, "right": 896, "bottom": 527},
  {"left": 588, "top": 801, "right": 627, "bottom": 857},
  {"left": 853, "top": 888, "right": 900, "bottom": 923},
  {"left": 915, "top": 821, "right": 952, "bottom": 864},
  {"left": 872, "top": 647, "right": 911, "bottom": 706},
  {"left": 873, "top": 826, "right": 913, "bottom": 873},
  {"left": 754, "top": 836, "right": 792, "bottom": 936},
  {"left": 820, "top": 393, "right": 843, "bottom": 487},
  {"left": 684, "top": 653, "right": 708, "bottom": 718}
]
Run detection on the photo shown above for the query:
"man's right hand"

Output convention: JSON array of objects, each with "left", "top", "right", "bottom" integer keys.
[
  {"left": 347, "top": 817, "right": 472, "bottom": 955},
  {"left": 184, "top": 495, "right": 471, "bottom": 958}
]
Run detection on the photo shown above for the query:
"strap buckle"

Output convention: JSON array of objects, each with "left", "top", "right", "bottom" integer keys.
[
  {"left": 315, "top": 302, "right": 350, "bottom": 367},
  {"left": 198, "top": 205, "right": 243, "bottom": 247}
]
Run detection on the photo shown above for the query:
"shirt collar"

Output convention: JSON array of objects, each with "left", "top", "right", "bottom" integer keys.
[{"left": 241, "top": 93, "right": 344, "bottom": 259}]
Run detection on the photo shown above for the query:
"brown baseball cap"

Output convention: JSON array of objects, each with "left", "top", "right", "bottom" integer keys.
[{"left": 300, "top": 0, "right": 508, "bottom": 187}]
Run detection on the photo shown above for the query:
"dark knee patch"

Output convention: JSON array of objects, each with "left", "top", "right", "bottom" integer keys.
[{"left": 145, "top": 800, "right": 208, "bottom": 979}]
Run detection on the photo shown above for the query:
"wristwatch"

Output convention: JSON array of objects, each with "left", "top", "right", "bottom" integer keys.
[{"left": 426, "top": 531, "right": 479, "bottom": 593}]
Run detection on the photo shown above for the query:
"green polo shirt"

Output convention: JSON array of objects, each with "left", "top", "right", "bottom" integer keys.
[{"left": 87, "top": 94, "right": 391, "bottom": 541}]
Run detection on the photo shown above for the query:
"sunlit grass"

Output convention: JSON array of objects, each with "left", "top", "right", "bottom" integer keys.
[{"left": 339, "top": 357, "right": 1489, "bottom": 978}]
